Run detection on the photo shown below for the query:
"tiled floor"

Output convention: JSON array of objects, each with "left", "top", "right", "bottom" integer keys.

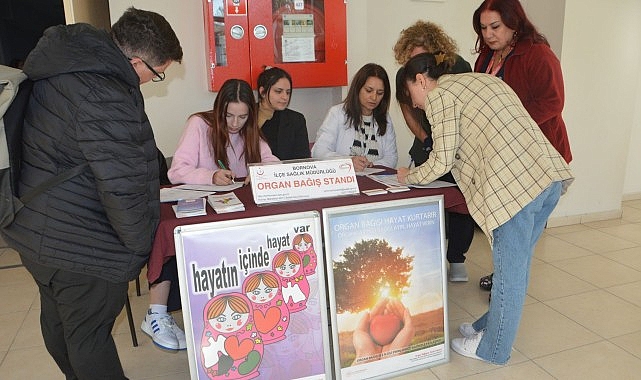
[{"left": 1, "top": 200, "right": 640, "bottom": 379}]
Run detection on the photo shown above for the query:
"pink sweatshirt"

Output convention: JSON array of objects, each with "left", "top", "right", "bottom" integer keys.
[{"left": 168, "top": 115, "right": 279, "bottom": 184}]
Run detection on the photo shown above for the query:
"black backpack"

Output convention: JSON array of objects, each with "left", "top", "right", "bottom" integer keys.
[{"left": 0, "top": 65, "right": 86, "bottom": 228}]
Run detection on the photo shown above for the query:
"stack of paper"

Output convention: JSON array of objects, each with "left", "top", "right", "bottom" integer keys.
[
  {"left": 207, "top": 192, "right": 245, "bottom": 214},
  {"left": 172, "top": 198, "right": 207, "bottom": 218},
  {"left": 160, "top": 183, "right": 244, "bottom": 203}
]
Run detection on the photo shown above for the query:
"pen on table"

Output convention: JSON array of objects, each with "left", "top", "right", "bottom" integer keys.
[{"left": 217, "top": 160, "right": 235, "bottom": 182}]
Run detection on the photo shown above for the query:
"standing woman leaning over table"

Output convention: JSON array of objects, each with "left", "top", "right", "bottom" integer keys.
[
  {"left": 312, "top": 63, "right": 398, "bottom": 171},
  {"left": 141, "top": 79, "right": 279, "bottom": 351},
  {"left": 257, "top": 66, "right": 311, "bottom": 160},
  {"left": 472, "top": 0, "right": 573, "bottom": 292},
  {"left": 396, "top": 52, "right": 573, "bottom": 365}
]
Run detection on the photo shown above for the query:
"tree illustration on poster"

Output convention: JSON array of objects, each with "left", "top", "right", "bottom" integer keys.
[
  {"left": 333, "top": 239, "right": 413, "bottom": 313},
  {"left": 323, "top": 197, "right": 449, "bottom": 379}
]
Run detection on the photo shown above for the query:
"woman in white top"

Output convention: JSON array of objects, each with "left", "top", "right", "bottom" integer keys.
[{"left": 312, "top": 63, "right": 398, "bottom": 171}]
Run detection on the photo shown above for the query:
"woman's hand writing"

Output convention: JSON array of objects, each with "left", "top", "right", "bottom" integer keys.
[
  {"left": 212, "top": 169, "right": 235, "bottom": 185},
  {"left": 352, "top": 156, "right": 373, "bottom": 172}
]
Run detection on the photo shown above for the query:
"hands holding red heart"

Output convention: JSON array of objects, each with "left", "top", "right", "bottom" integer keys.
[{"left": 351, "top": 298, "right": 415, "bottom": 366}]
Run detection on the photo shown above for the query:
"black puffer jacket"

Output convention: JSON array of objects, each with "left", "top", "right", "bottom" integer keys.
[{"left": 2, "top": 23, "right": 160, "bottom": 283}]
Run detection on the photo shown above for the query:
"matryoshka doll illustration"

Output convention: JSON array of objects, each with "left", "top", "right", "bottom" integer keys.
[
  {"left": 292, "top": 233, "right": 317, "bottom": 275},
  {"left": 272, "top": 249, "right": 310, "bottom": 312},
  {"left": 243, "top": 271, "right": 290, "bottom": 344},
  {"left": 200, "top": 292, "right": 264, "bottom": 379},
  {"left": 259, "top": 311, "right": 326, "bottom": 379}
]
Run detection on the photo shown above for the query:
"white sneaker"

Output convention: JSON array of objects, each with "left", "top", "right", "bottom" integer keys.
[
  {"left": 451, "top": 330, "right": 484, "bottom": 361},
  {"left": 141, "top": 311, "right": 182, "bottom": 350},
  {"left": 449, "top": 263, "right": 469, "bottom": 282},
  {"left": 458, "top": 322, "right": 477, "bottom": 338},
  {"left": 171, "top": 321, "right": 187, "bottom": 350}
]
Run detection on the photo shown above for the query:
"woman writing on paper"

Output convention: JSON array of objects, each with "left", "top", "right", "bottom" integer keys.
[
  {"left": 168, "top": 79, "right": 279, "bottom": 185},
  {"left": 141, "top": 79, "right": 278, "bottom": 351},
  {"left": 312, "top": 63, "right": 398, "bottom": 171}
]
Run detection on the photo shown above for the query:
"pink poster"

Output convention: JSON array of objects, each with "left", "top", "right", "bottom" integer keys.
[{"left": 174, "top": 211, "right": 330, "bottom": 380}]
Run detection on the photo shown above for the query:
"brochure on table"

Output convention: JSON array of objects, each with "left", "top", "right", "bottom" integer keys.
[
  {"left": 248, "top": 158, "right": 359, "bottom": 205},
  {"left": 322, "top": 196, "right": 449, "bottom": 379},
  {"left": 174, "top": 211, "right": 331, "bottom": 380}
]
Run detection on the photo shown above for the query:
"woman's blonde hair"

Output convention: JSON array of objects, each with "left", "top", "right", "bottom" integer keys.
[{"left": 393, "top": 20, "right": 459, "bottom": 65}]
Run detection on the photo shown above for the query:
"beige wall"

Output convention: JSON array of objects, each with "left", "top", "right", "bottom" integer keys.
[
  {"left": 106, "top": 0, "right": 641, "bottom": 225},
  {"left": 555, "top": 0, "right": 641, "bottom": 224},
  {"left": 63, "top": 0, "right": 111, "bottom": 29},
  {"left": 624, "top": 52, "right": 641, "bottom": 198}
]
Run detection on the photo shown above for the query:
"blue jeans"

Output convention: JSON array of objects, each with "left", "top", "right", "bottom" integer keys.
[{"left": 471, "top": 181, "right": 562, "bottom": 364}]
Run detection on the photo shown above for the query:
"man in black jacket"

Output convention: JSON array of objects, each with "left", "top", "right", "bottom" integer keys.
[{"left": 1, "top": 8, "right": 182, "bottom": 379}]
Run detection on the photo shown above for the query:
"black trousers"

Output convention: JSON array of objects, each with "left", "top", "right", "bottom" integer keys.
[
  {"left": 422, "top": 171, "right": 475, "bottom": 264},
  {"left": 446, "top": 211, "right": 476, "bottom": 263},
  {"left": 21, "top": 256, "right": 129, "bottom": 380},
  {"left": 152, "top": 255, "right": 182, "bottom": 312}
]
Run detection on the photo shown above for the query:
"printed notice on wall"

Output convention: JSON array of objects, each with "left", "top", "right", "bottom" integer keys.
[{"left": 282, "top": 14, "right": 315, "bottom": 62}]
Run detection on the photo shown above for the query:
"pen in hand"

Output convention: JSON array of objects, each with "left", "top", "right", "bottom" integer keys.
[{"left": 217, "top": 160, "right": 235, "bottom": 183}]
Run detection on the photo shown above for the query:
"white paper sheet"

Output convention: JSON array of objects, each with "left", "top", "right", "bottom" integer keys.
[
  {"left": 355, "top": 167, "right": 386, "bottom": 176},
  {"left": 160, "top": 182, "right": 245, "bottom": 203}
]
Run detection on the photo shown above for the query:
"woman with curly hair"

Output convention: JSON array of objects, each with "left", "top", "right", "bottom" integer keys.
[{"left": 393, "top": 21, "right": 475, "bottom": 282}]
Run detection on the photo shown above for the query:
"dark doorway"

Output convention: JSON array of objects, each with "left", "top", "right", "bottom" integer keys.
[{"left": 0, "top": 0, "right": 65, "bottom": 67}]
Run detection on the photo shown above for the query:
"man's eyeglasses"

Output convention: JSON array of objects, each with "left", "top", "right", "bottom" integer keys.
[{"left": 131, "top": 57, "right": 165, "bottom": 82}]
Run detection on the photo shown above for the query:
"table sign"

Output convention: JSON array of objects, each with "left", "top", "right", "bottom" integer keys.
[
  {"left": 248, "top": 158, "right": 359, "bottom": 205},
  {"left": 322, "top": 196, "right": 449, "bottom": 379},
  {"left": 174, "top": 211, "right": 332, "bottom": 380}
]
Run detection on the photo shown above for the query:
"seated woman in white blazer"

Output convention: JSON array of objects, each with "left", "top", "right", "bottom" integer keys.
[{"left": 312, "top": 63, "right": 398, "bottom": 171}]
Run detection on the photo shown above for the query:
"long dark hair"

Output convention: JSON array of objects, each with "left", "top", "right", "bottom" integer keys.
[
  {"left": 256, "top": 66, "right": 293, "bottom": 107},
  {"left": 343, "top": 63, "right": 391, "bottom": 136},
  {"left": 472, "top": 0, "right": 549, "bottom": 54},
  {"left": 193, "top": 79, "right": 262, "bottom": 169}
]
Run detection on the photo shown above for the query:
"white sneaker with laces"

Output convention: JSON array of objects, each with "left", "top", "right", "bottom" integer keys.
[
  {"left": 171, "top": 322, "right": 187, "bottom": 350},
  {"left": 451, "top": 330, "right": 484, "bottom": 361},
  {"left": 141, "top": 311, "right": 181, "bottom": 350},
  {"left": 449, "top": 263, "right": 469, "bottom": 282},
  {"left": 458, "top": 322, "right": 477, "bottom": 338}
]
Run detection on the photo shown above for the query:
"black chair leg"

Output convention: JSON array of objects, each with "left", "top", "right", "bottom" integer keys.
[
  {"left": 125, "top": 294, "right": 138, "bottom": 347},
  {"left": 135, "top": 277, "right": 141, "bottom": 296}
]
